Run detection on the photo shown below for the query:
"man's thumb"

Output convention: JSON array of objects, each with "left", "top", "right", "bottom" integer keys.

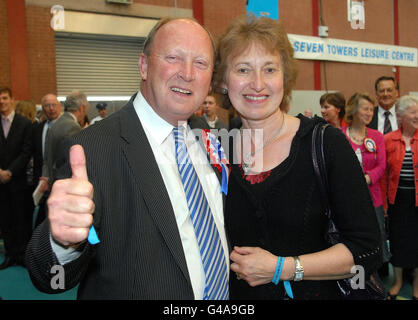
[{"left": 70, "top": 144, "right": 88, "bottom": 180}]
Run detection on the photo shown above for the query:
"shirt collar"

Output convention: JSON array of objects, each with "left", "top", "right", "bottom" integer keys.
[
  {"left": 1, "top": 110, "right": 15, "bottom": 122},
  {"left": 378, "top": 105, "right": 396, "bottom": 117},
  {"left": 67, "top": 111, "right": 78, "bottom": 123},
  {"left": 133, "top": 92, "right": 188, "bottom": 145}
]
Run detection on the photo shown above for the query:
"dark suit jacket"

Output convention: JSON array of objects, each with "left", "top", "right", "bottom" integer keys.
[
  {"left": 0, "top": 113, "right": 32, "bottom": 190},
  {"left": 26, "top": 94, "right": 227, "bottom": 299},
  {"left": 42, "top": 112, "right": 81, "bottom": 183},
  {"left": 31, "top": 121, "right": 46, "bottom": 187},
  {"left": 367, "top": 107, "right": 379, "bottom": 130}
]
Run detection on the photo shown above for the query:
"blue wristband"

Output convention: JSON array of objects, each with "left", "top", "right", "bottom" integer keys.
[
  {"left": 272, "top": 256, "right": 284, "bottom": 285},
  {"left": 272, "top": 257, "right": 294, "bottom": 299}
]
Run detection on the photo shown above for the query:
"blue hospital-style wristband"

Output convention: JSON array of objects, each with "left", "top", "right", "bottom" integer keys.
[
  {"left": 272, "top": 256, "right": 284, "bottom": 285},
  {"left": 272, "top": 256, "right": 294, "bottom": 299}
]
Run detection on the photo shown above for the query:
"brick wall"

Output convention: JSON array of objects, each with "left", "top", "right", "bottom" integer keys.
[
  {"left": 26, "top": 5, "right": 57, "bottom": 104},
  {"left": 398, "top": 0, "right": 418, "bottom": 94},
  {"left": 0, "top": 0, "right": 11, "bottom": 89},
  {"left": 204, "top": 0, "right": 246, "bottom": 39}
]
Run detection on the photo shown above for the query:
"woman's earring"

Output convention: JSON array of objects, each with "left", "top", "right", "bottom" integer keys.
[{"left": 221, "top": 88, "right": 228, "bottom": 95}]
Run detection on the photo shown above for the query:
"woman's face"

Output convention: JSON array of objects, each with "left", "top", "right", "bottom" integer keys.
[
  {"left": 400, "top": 103, "right": 418, "bottom": 131},
  {"left": 353, "top": 98, "right": 374, "bottom": 126},
  {"left": 320, "top": 102, "right": 340, "bottom": 125},
  {"left": 223, "top": 43, "right": 284, "bottom": 122}
]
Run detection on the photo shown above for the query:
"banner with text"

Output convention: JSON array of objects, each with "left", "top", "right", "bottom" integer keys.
[{"left": 288, "top": 34, "right": 417, "bottom": 68}]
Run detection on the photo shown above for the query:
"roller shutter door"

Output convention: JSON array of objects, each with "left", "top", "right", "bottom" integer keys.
[{"left": 55, "top": 33, "right": 144, "bottom": 97}]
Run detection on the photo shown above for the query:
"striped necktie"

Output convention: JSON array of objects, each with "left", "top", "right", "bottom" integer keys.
[
  {"left": 383, "top": 111, "right": 392, "bottom": 134},
  {"left": 173, "top": 126, "right": 229, "bottom": 300}
]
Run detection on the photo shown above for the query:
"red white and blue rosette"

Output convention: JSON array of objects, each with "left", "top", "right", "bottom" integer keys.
[
  {"left": 364, "top": 137, "right": 377, "bottom": 158},
  {"left": 202, "top": 129, "right": 230, "bottom": 195}
]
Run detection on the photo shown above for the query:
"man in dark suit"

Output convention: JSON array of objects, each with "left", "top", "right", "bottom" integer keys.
[
  {"left": 367, "top": 76, "right": 400, "bottom": 279},
  {"left": 368, "top": 76, "right": 399, "bottom": 134},
  {"left": 31, "top": 94, "right": 62, "bottom": 227},
  {"left": 26, "top": 18, "right": 229, "bottom": 300},
  {"left": 201, "top": 94, "right": 229, "bottom": 130},
  {"left": 41, "top": 91, "right": 87, "bottom": 185},
  {"left": 0, "top": 87, "right": 32, "bottom": 269}
]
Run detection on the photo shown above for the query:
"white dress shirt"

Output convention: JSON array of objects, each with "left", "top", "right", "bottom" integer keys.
[
  {"left": 1, "top": 110, "right": 15, "bottom": 138},
  {"left": 42, "top": 117, "right": 60, "bottom": 159},
  {"left": 51, "top": 92, "right": 229, "bottom": 300},
  {"left": 134, "top": 92, "right": 228, "bottom": 300},
  {"left": 90, "top": 115, "right": 104, "bottom": 125},
  {"left": 377, "top": 105, "right": 398, "bottom": 134}
]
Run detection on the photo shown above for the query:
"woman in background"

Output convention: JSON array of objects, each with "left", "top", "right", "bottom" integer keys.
[
  {"left": 15, "top": 100, "right": 37, "bottom": 123},
  {"left": 320, "top": 92, "right": 347, "bottom": 129},
  {"left": 382, "top": 95, "right": 418, "bottom": 300},
  {"left": 343, "top": 92, "right": 390, "bottom": 270}
]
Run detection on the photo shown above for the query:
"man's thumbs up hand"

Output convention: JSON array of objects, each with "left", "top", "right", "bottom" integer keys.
[{"left": 48, "top": 145, "right": 95, "bottom": 247}]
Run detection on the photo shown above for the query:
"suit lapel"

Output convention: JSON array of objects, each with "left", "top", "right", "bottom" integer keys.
[
  {"left": 368, "top": 107, "right": 378, "bottom": 130},
  {"left": 5, "top": 113, "right": 20, "bottom": 142},
  {"left": 118, "top": 99, "right": 192, "bottom": 288}
]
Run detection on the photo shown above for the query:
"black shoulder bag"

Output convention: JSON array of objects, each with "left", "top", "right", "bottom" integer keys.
[{"left": 311, "top": 123, "right": 387, "bottom": 300}]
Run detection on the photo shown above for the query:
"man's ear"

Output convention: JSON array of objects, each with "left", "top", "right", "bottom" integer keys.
[{"left": 138, "top": 53, "right": 148, "bottom": 81}]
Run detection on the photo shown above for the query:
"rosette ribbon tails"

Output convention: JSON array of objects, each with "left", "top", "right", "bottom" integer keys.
[{"left": 202, "top": 129, "right": 231, "bottom": 195}]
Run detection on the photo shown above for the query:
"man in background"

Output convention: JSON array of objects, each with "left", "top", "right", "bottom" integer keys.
[
  {"left": 0, "top": 87, "right": 32, "bottom": 269},
  {"left": 90, "top": 102, "right": 108, "bottom": 125},
  {"left": 202, "top": 94, "right": 228, "bottom": 130},
  {"left": 41, "top": 91, "right": 88, "bottom": 186},
  {"left": 31, "top": 93, "right": 62, "bottom": 227},
  {"left": 368, "top": 76, "right": 399, "bottom": 134},
  {"left": 303, "top": 108, "right": 313, "bottom": 118}
]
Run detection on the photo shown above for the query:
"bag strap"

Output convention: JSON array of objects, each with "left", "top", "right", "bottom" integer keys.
[{"left": 311, "top": 123, "right": 331, "bottom": 218}]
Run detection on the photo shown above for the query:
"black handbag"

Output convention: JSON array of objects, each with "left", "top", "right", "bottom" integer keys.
[{"left": 311, "top": 123, "right": 387, "bottom": 300}]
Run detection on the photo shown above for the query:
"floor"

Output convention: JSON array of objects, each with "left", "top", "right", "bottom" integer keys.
[{"left": 0, "top": 239, "right": 413, "bottom": 300}]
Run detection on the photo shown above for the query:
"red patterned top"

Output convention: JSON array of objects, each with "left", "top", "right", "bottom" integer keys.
[{"left": 238, "top": 164, "right": 272, "bottom": 184}]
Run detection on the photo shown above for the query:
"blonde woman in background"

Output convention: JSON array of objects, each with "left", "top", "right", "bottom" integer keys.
[
  {"left": 342, "top": 92, "right": 390, "bottom": 270},
  {"left": 15, "top": 100, "right": 37, "bottom": 123}
]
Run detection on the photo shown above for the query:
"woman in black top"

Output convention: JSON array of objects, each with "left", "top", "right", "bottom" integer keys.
[{"left": 213, "top": 15, "right": 382, "bottom": 299}]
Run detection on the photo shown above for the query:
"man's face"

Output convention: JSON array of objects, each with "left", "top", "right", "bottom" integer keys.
[
  {"left": 98, "top": 108, "right": 107, "bottom": 118},
  {"left": 203, "top": 95, "right": 217, "bottom": 117},
  {"left": 376, "top": 80, "right": 398, "bottom": 110},
  {"left": 42, "top": 94, "right": 62, "bottom": 121},
  {"left": 0, "top": 91, "right": 14, "bottom": 116},
  {"left": 139, "top": 19, "right": 214, "bottom": 126}
]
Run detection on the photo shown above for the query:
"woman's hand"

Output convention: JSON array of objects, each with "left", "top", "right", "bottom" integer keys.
[{"left": 230, "top": 246, "right": 279, "bottom": 287}]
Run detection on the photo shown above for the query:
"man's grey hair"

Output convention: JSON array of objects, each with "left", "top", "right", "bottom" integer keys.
[{"left": 64, "top": 91, "right": 88, "bottom": 112}]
